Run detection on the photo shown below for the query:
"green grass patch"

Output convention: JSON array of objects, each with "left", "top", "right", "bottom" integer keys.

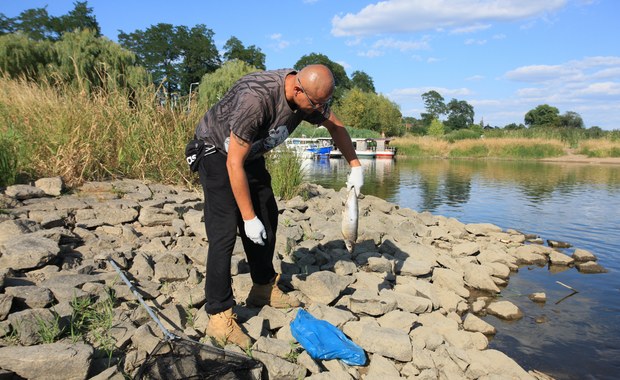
[
  {"left": 449, "top": 144, "right": 489, "bottom": 158},
  {"left": 497, "top": 144, "right": 564, "bottom": 159},
  {"left": 0, "top": 129, "right": 19, "bottom": 187},
  {"left": 444, "top": 129, "right": 482, "bottom": 143},
  {"left": 266, "top": 147, "right": 304, "bottom": 200}
]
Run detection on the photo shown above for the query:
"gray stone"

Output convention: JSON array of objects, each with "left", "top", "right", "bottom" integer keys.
[
  {"left": 463, "top": 313, "right": 496, "bottom": 335},
  {"left": 572, "top": 248, "right": 597, "bottom": 262},
  {"left": 486, "top": 300, "right": 523, "bottom": 320},
  {"left": 576, "top": 261, "right": 607, "bottom": 273},
  {"left": 4, "top": 285, "right": 54, "bottom": 308},
  {"left": 0, "top": 235, "right": 60, "bottom": 270},
  {"left": 344, "top": 320, "right": 412, "bottom": 361},
  {"left": 0, "top": 342, "right": 93, "bottom": 380},
  {"left": 251, "top": 350, "right": 306, "bottom": 380},
  {"left": 35, "top": 177, "right": 64, "bottom": 196},
  {"left": 294, "top": 271, "right": 350, "bottom": 305},
  {"left": 5, "top": 184, "right": 46, "bottom": 200}
]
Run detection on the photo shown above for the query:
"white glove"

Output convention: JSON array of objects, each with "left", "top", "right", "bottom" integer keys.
[
  {"left": 244, "top": 216, "right": 267, "bottom": 245},
  {"left": 346, "top": 165, "right": 364, "bottom": 197}
]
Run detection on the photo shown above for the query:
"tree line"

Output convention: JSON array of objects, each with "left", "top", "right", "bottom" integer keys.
[{"left": 1, "top": 1, "right": 607, "bottom": 137}]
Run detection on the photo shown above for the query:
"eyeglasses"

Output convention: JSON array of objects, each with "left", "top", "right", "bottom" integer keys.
[{"left": 297, "top": 77, "right": 331, "bottom": 116}]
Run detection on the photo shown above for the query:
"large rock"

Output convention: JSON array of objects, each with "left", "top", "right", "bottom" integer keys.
[
  {"left": 0, "top": 342, "right": 93, "bottom": 380},
  {"left": 0, "top": 235, "right": 60, "bottom": 270},
  {"left": 486, "top": 300, "right": 523, "bottom": 320},
  {"left": 343, "top": 320, "right": 412, "bottom": 362},
  {"left": 294, "top": 271, "right": 350, "bottom": 305}
]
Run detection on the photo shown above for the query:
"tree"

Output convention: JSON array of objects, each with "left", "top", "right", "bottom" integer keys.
[
  {"left": 54, "top": 1, "right": 100, "bottom": 38},
  {"left": 444, "top": 99, "right": 474, "bottom": 131},
  {"left": 197, "top": 59, "right": 260, "bottom": 110},
  {"left": 335, "top": 87, "right": 402, "bottom": 136},
  {"left": 119, "top": 23, "right": 220, "bottom": 94},
  {"left": 223, "top": 36, "right": 265, "bottom": 70},
  {"left": 294, "top": 53, "right": 351, "bottom": 102},
  {"left": 350, "top": 70, "right": 375, "bottom": 93},
  {"left": 420, "top": 90, "right": 446, "bottom": 127},
  {"left": 559, "top": 111, "right": 584, "bottom": 129},
  {"left": 13, "top": 7, "right": 53, "bottom": 40},
  {"left": 177, "top": 24, "right": 221, "bottom": 92},
  {"left": 504, "top": 123, "right": 525, "bottom": 130},
  {"left": 0, "top": 33, "right": 54, "bottom": 80},
  {"left": 1, "top": 2, "right": 100, "bottom": 41},
  {"left": 524, "top": 104, "right": 560, "bottom": 128},
  {"left": 427, "top": 118, "right": 445, "bottom": 137}
]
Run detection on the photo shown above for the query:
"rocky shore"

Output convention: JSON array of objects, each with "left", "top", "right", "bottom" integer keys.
[{"left": 0, "top": 177, "right": 605, "bottom": 379}]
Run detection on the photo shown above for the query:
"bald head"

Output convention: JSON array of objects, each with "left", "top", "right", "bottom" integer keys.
[{"left": 297, "top": 64, "right": 335, "bottom": 101}]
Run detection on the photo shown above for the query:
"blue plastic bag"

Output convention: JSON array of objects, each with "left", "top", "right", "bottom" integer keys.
[{"left": 290, "top": 309, "right": 366, "bottom": 366}]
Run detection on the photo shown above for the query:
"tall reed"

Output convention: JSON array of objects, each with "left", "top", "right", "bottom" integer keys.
[{"left": 0, "top": 76, "right": 198, "bottom": 188}]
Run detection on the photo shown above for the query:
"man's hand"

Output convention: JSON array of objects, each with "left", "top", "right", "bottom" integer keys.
[
  {"left": 244, "top": 216, "right": 267, "bottom": 245},
  {"left": 346, "top": 165, "right": 364, "bottom": 197}
]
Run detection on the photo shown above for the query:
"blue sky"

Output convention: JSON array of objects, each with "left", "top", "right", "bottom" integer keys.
[{"left": 3, "top": 0, "right": 619, "bottom": 129}]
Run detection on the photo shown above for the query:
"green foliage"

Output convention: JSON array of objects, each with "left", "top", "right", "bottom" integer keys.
[
  {"left": 0, "top": 128, "right": 19, "bottom": 187},
  {"left": 266, "top": 147, "right": 304, "bottom": 200},
  {"left": 524, "top": 104, "right": 560, "bottom": 128},
  {"left": 118, "top": 23, "right": 220, "bottom": 94},
  {"left": 0, "top": 33, "right": 55, "bottom": 80},
  {"left": 0, "top": 29, "right": 149, "bottom": 93},
  {"left": 421, "top": 90, "right": 446, "bottom": 125},
  {"left": 498, "top": 144, "right": 564, "bottom": 159},
  {"left": 1, "top": 2, "right": 100, "bottom": 41},
  {"left": 0, "top": 75, "right": 196, "bottom": 187},
  {"left": 36, "top": 312, "right": 63, "bottom": 343},
  {"left": 350, "top": 70, "right": 375, "bottom": 93},
  {"left": 427, "top": 118, "right": 445, "bottom": 137},
  {"left": 196, "top": 59, "right": 260, "bottom": 111},
  {"left": 449, "top": 144, "right": 489, "bottom": 158},
  {"left": 334, "top": 88, "right": 402, "bottom": 136},
  {"left": 559, "top": 111, "right": 584, "bottom": 129},
  {"left": 443, "top": 129, "right": 481, "bottom": 142},
  {"left": 444, "top": 98, "right": 474, "bottom": 131},
  {"left": 69, "top": 290, "right": 116, "bottom": 357},
  {"left": 223, "top": 36, "right": 265, "bottom": 70}
]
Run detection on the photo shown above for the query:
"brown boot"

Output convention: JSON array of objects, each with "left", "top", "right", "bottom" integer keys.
[
  {"left": 205, "top": 308, "right": 252, "bottom": 349},
  {"left": 246, "top": 274, "right": 301, "bottom": 309}
]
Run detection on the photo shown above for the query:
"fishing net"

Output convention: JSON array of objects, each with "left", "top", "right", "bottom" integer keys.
[
  {"left": 106, "top": 258, "right": 263, "bottom": 380},
  {"left": 134, "top": 335, "right": 262, "bottom": 380}
]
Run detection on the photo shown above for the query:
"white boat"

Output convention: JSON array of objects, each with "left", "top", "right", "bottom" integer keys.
[
  {"left": 330, "top": 138, "right": 396, "bottom": 159},
  {"left": 285, "top": 137, "right": 333, "bottom": 159}
]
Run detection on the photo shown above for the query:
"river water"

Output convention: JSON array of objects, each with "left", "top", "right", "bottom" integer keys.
[{"left": 301, "top": 157, "right": 620, "bottom": 380}]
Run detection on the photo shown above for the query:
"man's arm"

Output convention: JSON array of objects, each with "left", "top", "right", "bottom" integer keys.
[
  {"left": 226, "top": 131, "right": 255, "bottom": 219},
  {"left": 322, "top": 112, "right": 361, "bottom": 168}
]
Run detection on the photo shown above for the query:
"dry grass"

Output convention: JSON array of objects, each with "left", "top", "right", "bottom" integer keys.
[
  {"left": 0, "top": 77, "right": 198, "bottom": 188},
  {"left": 579, "top": 139, "right": 620, "bottom": 157},
  {"left": 391, "top": 136, "right": 565, "bottom": 159}
]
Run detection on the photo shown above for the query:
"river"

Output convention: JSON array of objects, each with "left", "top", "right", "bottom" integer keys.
[{"left": 301, "top": 157, "right": 620, "bottom": 380}]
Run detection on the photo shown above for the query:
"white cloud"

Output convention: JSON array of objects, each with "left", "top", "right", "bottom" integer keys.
[
  {"left": 450, "top": 23, "right": 491, "bottom": 34},
  {"left": 268, "top": 33, "right": 291, "bottom": 50},
  {"left": 331, "top": 0, "right": 567, "bottom": 37},
  {"left": 465, "top": 38, "right": 487, "bottom": 45},
  {"left": 373, "top": 37, "right": 430, "bottom": 51}
]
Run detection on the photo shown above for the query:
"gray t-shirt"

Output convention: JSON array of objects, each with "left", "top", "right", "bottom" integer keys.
[{"left": 194, "top": 69, "right": 328, "bottom": 161}]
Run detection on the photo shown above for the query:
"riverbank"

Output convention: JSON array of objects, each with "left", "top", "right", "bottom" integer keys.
[{"left": 0, "top": 178, "right": 605, "bottom": 379}]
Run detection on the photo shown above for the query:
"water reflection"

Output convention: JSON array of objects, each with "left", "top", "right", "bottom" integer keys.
[{"left": 303, "top": 157, "right": 620, "bottom": 380}]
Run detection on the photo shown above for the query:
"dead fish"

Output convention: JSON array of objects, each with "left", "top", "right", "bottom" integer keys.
[{"left": 341, "top": 187, "right": 358, "bottom": 253}]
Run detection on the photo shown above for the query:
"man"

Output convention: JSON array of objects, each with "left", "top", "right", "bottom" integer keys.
[{"left": 192, "top": 64, "right": 363, "bottom": 348}]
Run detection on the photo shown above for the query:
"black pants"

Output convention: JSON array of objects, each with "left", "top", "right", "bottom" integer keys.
[{"left": 198, "top": 152, "right": 278, "bottom": 315}]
